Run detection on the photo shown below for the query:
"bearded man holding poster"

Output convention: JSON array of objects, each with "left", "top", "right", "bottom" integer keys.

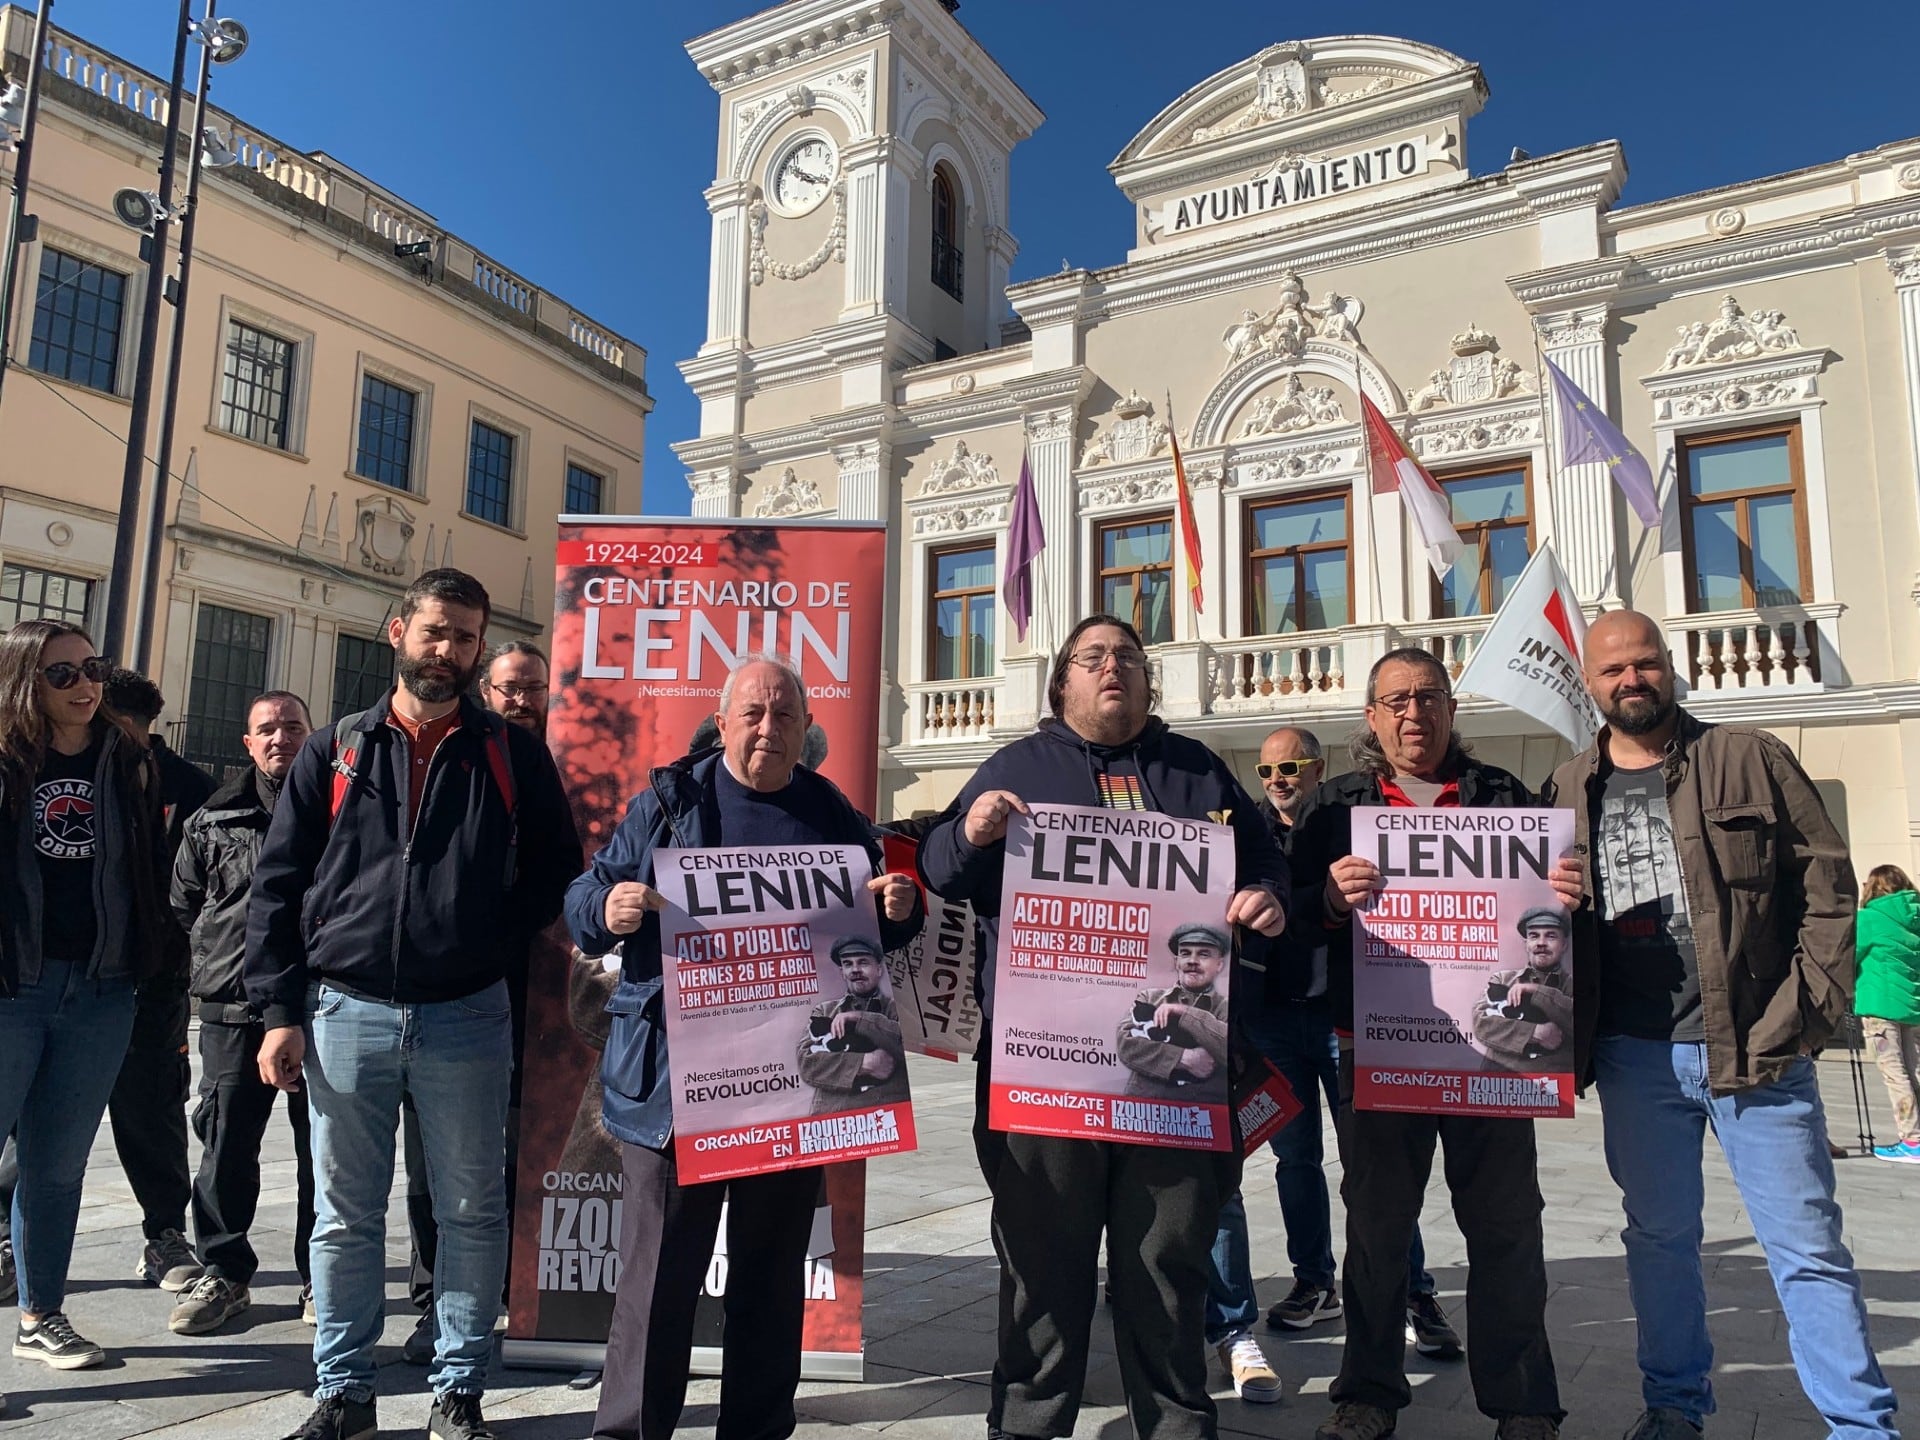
[
  {"left": 1286, "top": 648, "right": 1580, "bottom": 1440},
  {"left": 562, "top": 654, "right": 922, "bottom": 1440},
  {"left": 918, "top": 612, "right": 1287, "bottom": 1440}
]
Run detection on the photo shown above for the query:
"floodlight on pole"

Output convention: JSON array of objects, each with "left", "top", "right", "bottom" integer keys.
[
  {"left": 132, "top": 0, "right": 244, "bottom": 671},
  {"left": 188, "top": 15, "right": 247, "bottom": 64},
  {"left": 0, "top": 0, "right": 56, "bottom": 415},
  {"left": 101, "top": 0, "right": 196, "bottom": 666}
]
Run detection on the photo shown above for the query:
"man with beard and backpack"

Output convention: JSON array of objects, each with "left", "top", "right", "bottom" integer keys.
[{"left": 246, "top": 569, "right": 582, "bottom": 1440}]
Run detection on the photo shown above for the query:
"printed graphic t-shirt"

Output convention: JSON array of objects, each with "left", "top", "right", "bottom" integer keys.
[
  {"left": 1594, "top": 761, "right": 1705, "bottom": 1042},
  {"left": 35, "top": 738, "right": 103, "bottom": 964}
]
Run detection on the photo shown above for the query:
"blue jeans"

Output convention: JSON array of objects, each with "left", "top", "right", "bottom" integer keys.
[
  {"left": 304, "top": 980, "right": 512, "bottom": 1402},
  {"left": 0, "top": 959, "right": 136, "bottom": 1313},
  {"left": 1595, "top": 1036, "right": 1899, "bottom": 1437},
  {"left": 1206, "top": 1000, "right": 1432, "bottom": 1339}
]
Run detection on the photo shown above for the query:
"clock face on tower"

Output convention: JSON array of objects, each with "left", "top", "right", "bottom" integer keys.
[{"left": 768, "top": 134, "right": 839, "bottom": 217}]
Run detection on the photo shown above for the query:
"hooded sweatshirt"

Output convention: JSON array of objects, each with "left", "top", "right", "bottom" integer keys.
[{"left": 917, "top": 716, "right": 1289, "bottom": 1022}]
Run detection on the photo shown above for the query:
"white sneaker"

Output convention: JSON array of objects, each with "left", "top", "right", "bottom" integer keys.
[{"left": 1216, "top": 1329, "right": 1283, "bottom": 1403}]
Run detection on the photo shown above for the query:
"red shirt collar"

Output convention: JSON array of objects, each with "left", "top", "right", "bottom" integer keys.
[{"left": 1377, "top": 777, "right": 1461, "bottom": 808}]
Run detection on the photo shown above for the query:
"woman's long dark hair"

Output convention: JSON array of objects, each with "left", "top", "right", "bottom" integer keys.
[{"left": 0, "top": 619, "right": 138, "bottom": 810}]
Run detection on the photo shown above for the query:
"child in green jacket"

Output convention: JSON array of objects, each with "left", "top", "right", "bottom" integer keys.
[{"left": 1856, "top": 864, "right": 1920, "bottom": 1163}]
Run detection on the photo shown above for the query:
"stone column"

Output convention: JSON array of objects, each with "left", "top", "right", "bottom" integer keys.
[
  {"left": 702, "top": 180, "right": 754, "bottom": 349},
  {"left": 983, "top": 224, "right": 1019, "bottom": 340},
  {"left": 1538, "top": 308, "right": 1621, "bottom": 605},
  {"left": 688, "top": 467, "right": 739, "bottom": 520},
  {"left": 1022, "top": 405, "right": 1076, "bottom": 657},
  {"left": 833, "top": 439, "right": 889, "bottom": 522},
  {"left": 840, "top": 136, "right": 915, "bottom": 320},
  {"left": 1184, "top": 451, "right": 1226, "bottom": 644},
  {"left": 1890, "top": 248, "right": 1920, "bottom": 543}
]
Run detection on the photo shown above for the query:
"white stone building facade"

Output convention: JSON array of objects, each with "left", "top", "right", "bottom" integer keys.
[{"left": 679, "top": 1, "right": 1920, "bottom": 870}]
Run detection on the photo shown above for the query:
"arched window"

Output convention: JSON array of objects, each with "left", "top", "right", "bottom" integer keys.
[{"left": 931, "top": 166, "right": 963, "bottom": 301}]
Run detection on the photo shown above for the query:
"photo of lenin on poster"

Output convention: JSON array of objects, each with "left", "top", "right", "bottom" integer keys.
[
  {"left": 799, "top": 935, "right": 910, "bottom": 1113},
  {"left": 1470, "top": 906, "right": 1574, "bottom": 1072},
  {"left": 1118, "top": 923, "right": 1231, "bottom": 1100}
]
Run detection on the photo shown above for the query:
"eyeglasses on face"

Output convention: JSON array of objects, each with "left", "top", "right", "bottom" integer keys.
[
  {"left": 1256, "top": 759, "right": 1317, "bottom": 780},
  {"left": 1069, "top": 647, "right": 1150, "bottom": 673},
  {"left": 1370, "top": 688, "right": 1451, "bottom": 716},
  {"left": 487, "top": 682, "right": 548, "bottom": 699},
  {"left": 41, "top": 656, "right": 113, "bottom": 690}
]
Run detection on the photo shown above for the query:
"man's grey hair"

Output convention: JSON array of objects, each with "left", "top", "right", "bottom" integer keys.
[
  {"left": 1263, "top": 726, "right": 1323, "bottom": 762},
  {"left": 719, "top": 652, "right": 808, "bottom": 712},
  {"left": 487, "top": 639, "right": 548, "bottom": 670}
]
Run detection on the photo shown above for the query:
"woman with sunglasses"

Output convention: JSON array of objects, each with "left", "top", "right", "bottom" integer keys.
[{"left": 0, "top": 620, "right": 168, "bottom": 1375}]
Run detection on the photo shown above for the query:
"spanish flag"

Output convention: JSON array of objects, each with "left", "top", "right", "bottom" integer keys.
[{"left": 1170, "top": 419, "right": 1205, "bottom": 615}]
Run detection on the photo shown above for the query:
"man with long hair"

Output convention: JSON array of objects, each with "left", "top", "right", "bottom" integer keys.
[{"left": 918, "top": 612, "right": 1288, "bottom": 1438}]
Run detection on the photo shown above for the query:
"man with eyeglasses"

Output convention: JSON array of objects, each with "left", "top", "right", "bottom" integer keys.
[
  {"left": 479, "top": 641, "right": 549, "bottom": 740},
  {"left": 1288, "top": 649, "right": 1578, "bottom": 1440},
  {"left": 398, "top": 638, "right": 556, "bottom": 1363},
  {"left": 919, "top": 612, "right": 1289, "bottom": 1438},
  {"left": 1206, "top": 727, "right": 1456, "bottom": 1402}
]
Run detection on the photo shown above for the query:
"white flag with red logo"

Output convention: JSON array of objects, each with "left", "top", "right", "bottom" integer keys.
[
  {"left": 1454, "top": 542, "right": 1598, "bottom": 748},
  {"left": 1361, "top": 392, "right": 1460, "bottom": 580}
]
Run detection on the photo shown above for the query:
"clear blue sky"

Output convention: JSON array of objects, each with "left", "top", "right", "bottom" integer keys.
[{"left": 53, "top": 1, "right": 1920, "bottom": 515}]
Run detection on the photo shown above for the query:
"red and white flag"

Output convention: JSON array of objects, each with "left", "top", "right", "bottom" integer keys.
[
  {"left": 1361, "top": 392, "right": 1460, "bottom": 580},
  {"left": 1454, "top": 542, "right": 1598, "bottom": 748}
]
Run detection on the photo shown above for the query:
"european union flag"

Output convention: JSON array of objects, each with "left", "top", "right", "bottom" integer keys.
[{"left": 1545, "top": 358, "right": 1662, "bottom": 530}]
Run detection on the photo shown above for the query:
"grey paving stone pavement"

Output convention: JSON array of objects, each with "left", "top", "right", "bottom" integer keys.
[{"left": 3, "top": 1046, "right": 1915, "bottom": 1438}]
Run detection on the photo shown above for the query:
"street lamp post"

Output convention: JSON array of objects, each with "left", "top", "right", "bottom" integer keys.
[
  {"left": 131, "top": 0, "right": 225, "bottom": 673},
  {"left": 100, "top": 0, "right": 193, "bottom": 666},
  {"left": 0, "top": 0, "right": 56, "bottom": 414}
]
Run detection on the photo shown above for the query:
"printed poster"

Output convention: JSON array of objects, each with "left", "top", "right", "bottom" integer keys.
[
  {"left": 879, "top": 830, "right": 982, "bottom": 1062},
  {"left": 657, "top": 842, "right": 917, "bottom": 1184},
  {"left": 987, "top": 803, "right": 1237, "bottom": 1152},
  {"left": 1351, "top": 807, "right": 1577, "bottom": 1118},
  {"left": 508, "top": 517, "right": 886, "bottom": 1378}
]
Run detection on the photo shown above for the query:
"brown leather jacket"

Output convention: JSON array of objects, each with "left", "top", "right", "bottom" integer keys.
[{"left": 1542, "top": 708, "right": 1856, "bottom": 1096}]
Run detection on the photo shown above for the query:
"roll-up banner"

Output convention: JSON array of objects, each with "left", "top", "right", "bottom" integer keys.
[{"left": 503, "top": 517, "right": 888, "bottom": 1380}]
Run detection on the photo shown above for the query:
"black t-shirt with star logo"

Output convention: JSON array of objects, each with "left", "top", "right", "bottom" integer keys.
[{"left": 35, "top": 738, "right": 101, "bottom": 963}]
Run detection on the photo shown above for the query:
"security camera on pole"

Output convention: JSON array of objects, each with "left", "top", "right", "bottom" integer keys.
[{"left": 99, "top": 2, "right": 247, "bottom": 666}]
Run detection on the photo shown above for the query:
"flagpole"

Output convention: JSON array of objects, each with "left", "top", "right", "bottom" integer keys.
[
  {"left": 1167, "top": 389, "right": 1201, "bottom": 637},
  {"left": 1355, "top": 352, "right": 1386, "bottom": 628}
]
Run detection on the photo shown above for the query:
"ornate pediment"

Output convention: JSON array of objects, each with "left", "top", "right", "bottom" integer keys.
[
  {"left": 1235, "top": 373, "right": 1346, "bottom": 438},
  {"left": 1657, "top": 295, "right": 1804, "bottom": 371},
  {"left": 920, "top": 438, "right": 1000, "bottom": 495},
  {"left": 1406, "top": 399, "right": 1542, "bottom": 460},
  {"left": 913, "top": 500, "right": 1007, "bottom": 537},
  {"left": 752, "top": 467, "right": 826, "bottom": 518},
  {"left": 354, "top": 495, "right": 416, "bottom": 579},
  {"left": 1642, "top": 349, "right": 1830, "bottom": 425},
  {"left": 1080, "top": 390, "right": 1174, "bottom": 468},
  {"left": 1220, "top": 271, "right": 1365, "bottom": 367},
  {"left": 1177, "top": 41, "right": 1433, "bottom": 149},
  {"left": 1082, "top": 471, "right": 1177, "bottom": 514},
  {"left": 1408, "top": 324, "right": 1533, "bottom": 411}
]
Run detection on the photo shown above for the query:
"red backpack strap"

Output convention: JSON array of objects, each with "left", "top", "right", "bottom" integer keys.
[{"left": 328, "top": 709, "right": 370, "bottom": 826}]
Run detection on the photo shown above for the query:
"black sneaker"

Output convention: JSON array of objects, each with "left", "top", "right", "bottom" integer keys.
[
  {"left": 1267, "top": 1276, "right": 1342, "bottom": 1329},
  {"left": 284, "top": 1394, "right": 377, "bottom": 1440},
  {"left": 12, "top": 1311, "right": 105, "bottom": 1369},
  {"left": 0, "top": 1237, "right": 14, "bottom": 1305},
  {"left": 1405, "top": 1292, "right": 1463, "bottom": 1359},
  {"left": 136, "top": 1227, "right": 205, "bottom": 1292},
  {"left": 403, "top": 1308, "right": 436, "bottom": 1364},
  {"left": 429, "top": 1391, "right": 498, "bottom": 1440}
]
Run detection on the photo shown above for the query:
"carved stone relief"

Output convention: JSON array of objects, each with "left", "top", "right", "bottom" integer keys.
[
  {"left": 1236, "top": 373, "right": 1345, "bottom": 437},
  {"left": 355, "top": 495, "right": 416, "bottom": 579},
  {"left": 1220, "top": 271, "right": 1365, "bottom": 367},
  {"left": 1658, "top": 295, "right": 1803, "bottom": 370},
  {"left": 913, "top": 501, "right": 1007, "bottom": 537},
  {"left": 1082, "top": 472, "right": 1176, "bottom": 512},
  {"left": 1080, "top": 390, "right": 1173, "bottom": 468},
  {"left": 748, "top": 183, "right": 847, "bottom": 284},
  {"left": 920, "top": 439, "right": 1000, "bottom": 495},
  {"left": 752, "top": 467, "right": 825, "bottom": 518},
  {"left": 1409, "top": 324, "right": 1533, "bottom": 411}
]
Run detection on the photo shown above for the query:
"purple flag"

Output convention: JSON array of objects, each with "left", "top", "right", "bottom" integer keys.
[
  {"left": 1545, "top": 357, "right": 1662, "bottom": 529},
  {"left": 1002, "top": 451, "right": 1046, "bottom": 643}
]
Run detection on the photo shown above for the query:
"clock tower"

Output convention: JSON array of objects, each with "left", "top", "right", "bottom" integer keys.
[{"left": 677, "top": 0, "right": 1042, "bottom": 521}]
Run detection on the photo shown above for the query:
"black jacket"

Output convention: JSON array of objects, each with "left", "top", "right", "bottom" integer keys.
[
  {"left": 245, "top": 693, "right": 583, "bottom": 1030},
  {"left": 917, "top": 716, "right": 1290, "bottom": 1022},
  {"left": 1285, "top": 758, "right": 1537, "bottom": 1034},
  {"left": 563, "top": 751, "right": 924, "bottom": 1149},
  {"left": 1244, "top": 800, "right": 1332, "bottom": 1006},
  {"left": 0, "top": 718, "right": 169, "bottom": 996},
  {"left": 153, "top": 738, "right": 216, "bottom": 857},
  {"left": 173, "top": 768, "right": 273, "bottom": 1021}
]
